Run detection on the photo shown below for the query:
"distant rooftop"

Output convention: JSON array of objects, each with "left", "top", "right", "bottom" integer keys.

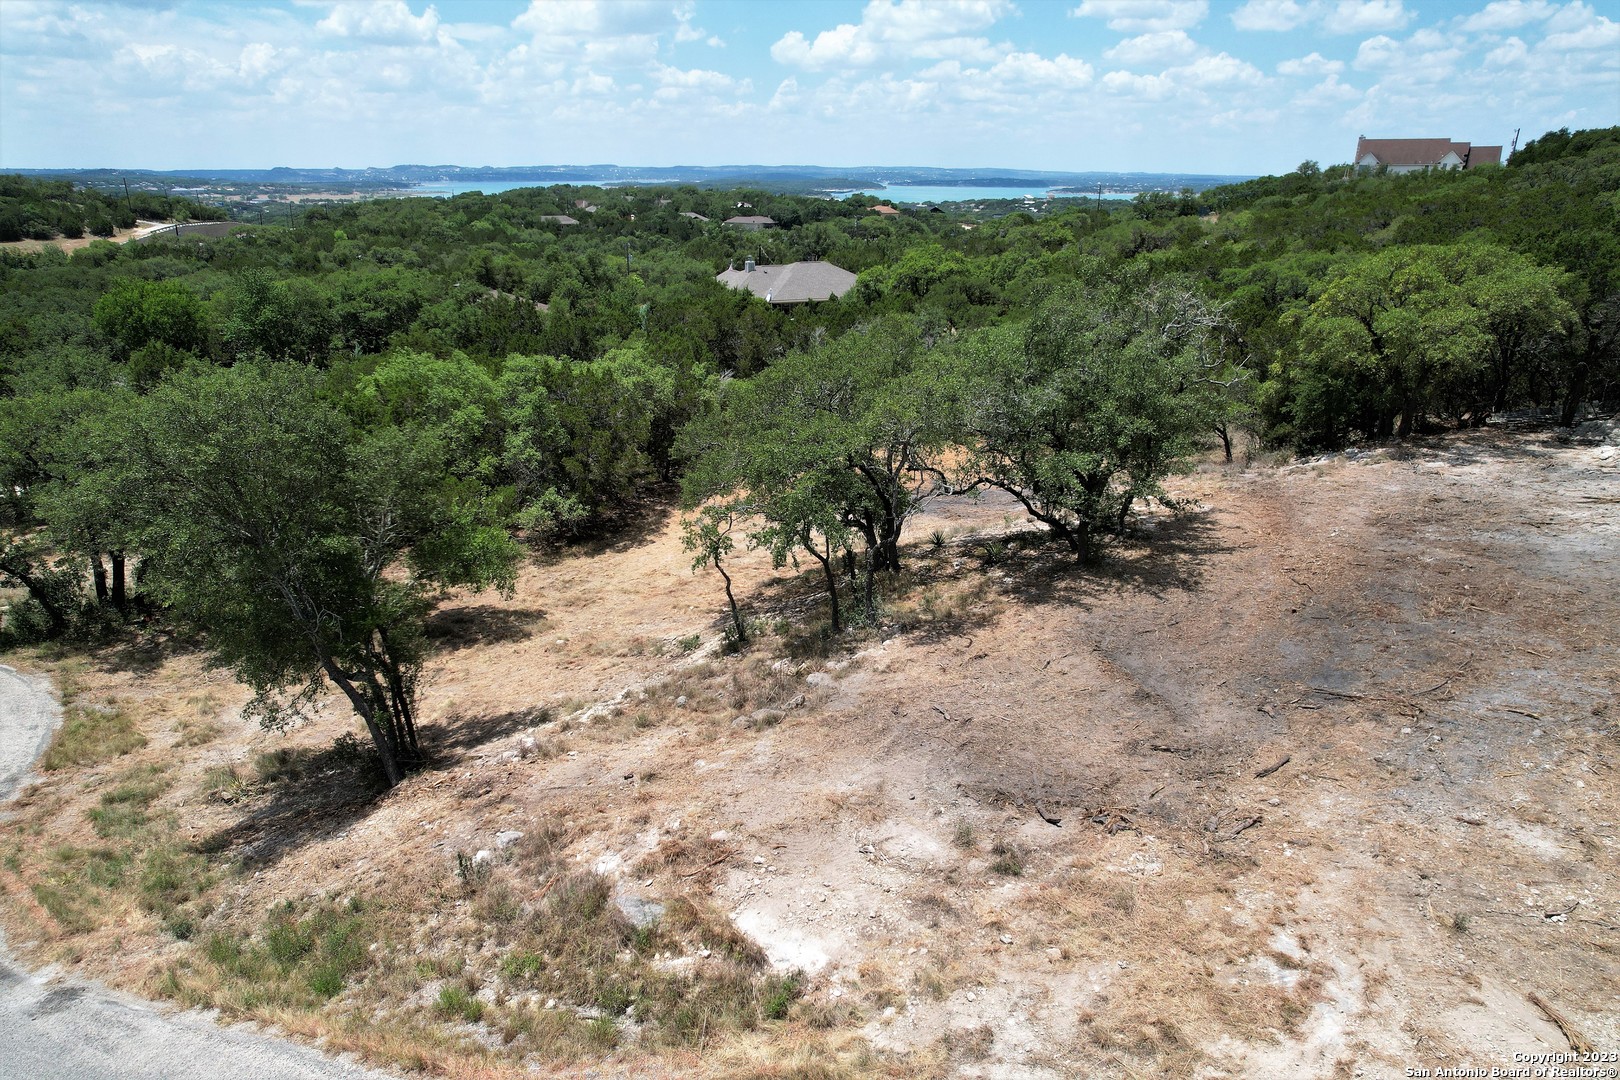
[{"left": 716, "top": 260, "right": 857, "bottom": 304}]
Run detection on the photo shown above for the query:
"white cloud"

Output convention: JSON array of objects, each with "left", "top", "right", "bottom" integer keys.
[
  {"left": 1461, "top": 0, "right": 1556, "bottom": 32},
  {"left": 1484, "top": 35, "right": 1530, "bottom": 63},
  {"left": 1178, "top": 52, "right": 1267, "bottom": 86},
  {"left": 512, "top": 0, "right": 669, "bottom": 37},
  {"left": 1099, "top": 50, "right": 1264, "bottom": 101},
  {"left": 1101, "top": 69, "right": 1174, "bottom": 98},
  {"left": 1072, "top": 0, "right": 1209, "bottom": 33},
  {"left": 990, "top": 50, "right": 1094, "bottom": 87},
  {"left": 1322, "top": 0, "right": 1411, "bottom": 34},
  {"left": 770, "top": 0, "right": 1012, "bottom": 70},
  {"left": 316, "top": 1, "right": 440, "bottom": 44},
  {"left": 1231, "top": 0, "right": 1311, "bottom": 31},
  {"left": 1545, "top": 1, "right": 1603, "bottom": 32},
  {"left": 1277, "top": 51, "right": 1344, "bottom": 76},
  {"left": 1104, "top": 30, "right": 1202, "bottom": 65},
  {"left": 1294, "top": 72, "right": 1360, "bottom": 105},
  {"left": 1542, "top": 14, "right": 1619, "bottom": 48},
  {"left": 1353, "top": 28, "right": 1465, "bottom": 81}
]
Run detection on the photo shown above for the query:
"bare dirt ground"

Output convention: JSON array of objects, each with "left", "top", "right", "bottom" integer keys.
[
  {"left": 1, "top": 424, "right": 1615, "bottom": 1079},
  {"left": 0, "top": 220, "right": 192, "bottom": 254}
]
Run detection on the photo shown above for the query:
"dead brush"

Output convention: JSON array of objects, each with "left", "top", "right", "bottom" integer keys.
[{"left": 1027, "top": 872, "right": 1323, "bottom": 1071}]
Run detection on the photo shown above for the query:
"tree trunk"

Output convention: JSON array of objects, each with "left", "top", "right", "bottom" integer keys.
[
  {"left": 1215, "top": 423, "right": 1233, "bottom": 463},
  {"left": 861, "top": 546, "right": 878, "bottom": 624},
  {"left": 110, "top": 552, "right": 127, "bottom": 612},
  {"left": 716, "top": 556, "right": 745, "bottom": 643},
  {"left": 804, "top": 537, "right": 841, "bottom": 633},
  {"left": 91, "top": 554, "right": 108, "bottom": 605},
  {"left": 322, "top": 658, "right": 403, "bottom": 787},
  {"left": 1560, "top": 360, "right": 1589, "bottom": 428}
]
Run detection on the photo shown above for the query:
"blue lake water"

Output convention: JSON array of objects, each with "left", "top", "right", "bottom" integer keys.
[
  {"left": 847, "top": 185, "right": 1139, "bottom": 203},
  {"left": 410, "top": 181, "right": 615, "bottom": 197},
  {"left": 408, "top": 180, "right": 1144, "bottom": 202}
]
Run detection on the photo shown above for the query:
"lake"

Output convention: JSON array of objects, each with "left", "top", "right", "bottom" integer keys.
[
  {"left": 846, "top": 184, "right": 1139, "bottom": 204},
  {"left": 410, "top": 180, "right": 616, "bottom": 198},
  {"left": 408, "top": 180, "right": 1145, "bottom": 202}
]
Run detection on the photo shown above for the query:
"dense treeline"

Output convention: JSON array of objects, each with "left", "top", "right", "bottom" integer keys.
[
  {"left": 0, "top": 175, "right": 227, "bottom": 242},
  {"left": 3, "top": 127, "right": 1615, "bottom": 782}
]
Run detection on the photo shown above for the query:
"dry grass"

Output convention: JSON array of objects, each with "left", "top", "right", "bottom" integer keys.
[{"left": 42, "top": 700, "right": 146, "bottom": 769}]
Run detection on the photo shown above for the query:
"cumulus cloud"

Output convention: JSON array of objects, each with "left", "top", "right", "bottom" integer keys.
[
  {"left": 770, "top": 0, "right": 1011, "bottom": 70},
  {"left": 1322, "top": 0, "right": 1411, "bottom": 34},
  {"left": 1072, "top": 0, "right": 1209, "bottom": 33},
  {"left": 1104, "top": 30, "right": 1202, "bottom": 65},
  {"left": 316, "top": 1, "right": 440, "bottom": 44},
  {"left": 1484, "top": 35, "right": 1530, "bottom": 64},
  {"left": 990, "top": 51, "right": 1094, "bottom": 87},
  {"left": 1277, "top": 51, "right": 1344, "bottom": 76},
  {"left": 1100, "top": 50, "right": 1264, "bottom": 102},
  {"left": 1542, "top": 14, "right": 1619, "bottom": 48},
  {"left": 1460, "top": 0, "right": 1556, "bottom": 32},
  {"left": 1231, "top": 0, "right": 1411, "bottom": 34},
  {"left": 1353, "top": 27, "right": 1465, "bottom": 80},
  {"left": 1231, "top": 0, "right": 1311, "bottom": 31}
]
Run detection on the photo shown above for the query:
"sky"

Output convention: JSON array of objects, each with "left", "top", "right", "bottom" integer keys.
[{"left": 1, "top": 0, "right": 1617, "bottom": 176}]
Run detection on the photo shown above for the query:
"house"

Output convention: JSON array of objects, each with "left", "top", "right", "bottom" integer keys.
[
  {"left": 1354, "top": 137, "right": 1504, "bottom": 173},
  {"left": 680, "top": 211, "right": 710, "bottom": 222},
  {"left": 723, "top": 215, "right": 777, "bottom": 230},
  {"left": 870, "top": 204, "right": 901, "bottom": 216},
  {"left": 716, "top": 259, "right": 857, "bottom": 305},
  {"left": 538, "top": 214, "right": 579, "bottom": 225}
]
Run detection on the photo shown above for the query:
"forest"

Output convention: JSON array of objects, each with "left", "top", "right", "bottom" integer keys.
[{"left": 2, "top": 125, "right": 1617, "bottom": 783}]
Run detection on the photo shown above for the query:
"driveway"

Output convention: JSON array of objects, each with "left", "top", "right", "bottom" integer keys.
[{"left": 0, "top": 663, "right": 397, "bottom": 1080}]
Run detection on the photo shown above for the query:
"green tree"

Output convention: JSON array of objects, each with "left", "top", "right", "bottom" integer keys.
[
  {"left": 114, "top": 363, "right": 519, "bottom": 787},
  {"left": 946, "top": 277, "right": 1219, "bottom": 563},
  {"left": 1286, "top": 244, "right": 1574, "bottom": 442},
  {"left": 681, "top": 318, "right": 949, "bottom": 624},
  {"left": 92, "top": 278, "right": 209, "bottom": 363}
]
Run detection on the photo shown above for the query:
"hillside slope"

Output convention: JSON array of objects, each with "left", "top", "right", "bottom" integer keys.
[{"left": 2, "top": 424, "right": 1616, "bottom": 1079}]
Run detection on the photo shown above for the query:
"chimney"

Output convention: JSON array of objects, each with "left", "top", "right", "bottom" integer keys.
[{"left": 744, "top": 257, "right": 756, "bottom": 272}]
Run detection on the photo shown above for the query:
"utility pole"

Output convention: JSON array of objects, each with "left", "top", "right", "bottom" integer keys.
[
  {"left": 1096, "top": 181, "right": 1102, "bottom": 212},
  {"left": 1509, "top": 127, "right": 1521, "bottom": 158}
]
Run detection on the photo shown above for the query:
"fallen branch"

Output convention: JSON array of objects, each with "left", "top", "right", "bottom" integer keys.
[
  {"left": 1254, "top": 756, "right": 1291, "bottom": 780},
  {"left": 1528, "top": 991, "right": 1594, "bottom": 1054},
  {"left": 1150, "top": 744, "right": 1193, "bottom": 755},
  {"left": 680, "top": 848, "right": 740, "bottom": 878},
  {"left": 1454, "top": 815, "right": 1485, "bottom": 826},
  {"left": 1035, "top": 804, "right": 1063, "bottom": 827},
  {"left": 931, "top": 705, "right": 953, "bottom": 722},
  {"left": 1309, "top": 687, "right": 1367, "bottom": 700},
  {"left": 1502, "top": 707, "right": 1544, "bottom": 722}
]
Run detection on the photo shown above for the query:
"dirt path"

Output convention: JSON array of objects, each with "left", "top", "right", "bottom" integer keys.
[
  {"left": 0, "top": 665, "right": 59, "bottom": 805},
  {"left": 0, "top": 664, "right": 401, "bottom": 1080}
]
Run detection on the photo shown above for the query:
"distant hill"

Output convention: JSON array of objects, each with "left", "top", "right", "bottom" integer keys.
[{"left": 9, "top": 163, "right": 1252, "bottom": 196}]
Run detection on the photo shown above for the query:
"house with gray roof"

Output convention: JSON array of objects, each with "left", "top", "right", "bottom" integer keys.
[
  {"left": 723, "top": 215, "right": 777, "bottom": 230},
  {"left": 1354, "top": 137, "right": 1503, "bottom": 173},
  {"left": 716, "top": 259, "right": 857, "bottom": 305}
]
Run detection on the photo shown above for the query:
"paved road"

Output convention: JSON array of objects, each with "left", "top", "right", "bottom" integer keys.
[{"left": 0, "top": 663, "right": 397, "bottom": 1080}]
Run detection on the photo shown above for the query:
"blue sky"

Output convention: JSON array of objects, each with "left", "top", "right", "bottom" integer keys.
[{"left": 1, "top": 0, "right": 1616, "bottom": 175}]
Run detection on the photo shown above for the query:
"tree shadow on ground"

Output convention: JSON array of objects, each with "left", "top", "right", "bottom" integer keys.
[
  {"left": 731, "top": 507, "right": 1234, "bottom": 656},
  {"left": 425, "top": 702, "right": 554, "bottom": 765},
  {"left": 529, "top": 484, "right": 680, "bottom": 564},
  {"left": 423, "top": 604, "right": 548, "bottom": 654},
  {"left": 81, "top": 625, "right": 207, "bottom": 676},
  {"left": 1001, "top": 506, "right": 1234, "bottom": 607},
  {"left": 192, "top": 740, "right": 388, "bottom": 871}
]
